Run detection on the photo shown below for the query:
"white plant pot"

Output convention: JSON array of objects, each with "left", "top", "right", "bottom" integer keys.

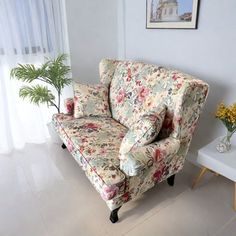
[{"left": 47, "top": 122, "right": 62, "bottom": 144}]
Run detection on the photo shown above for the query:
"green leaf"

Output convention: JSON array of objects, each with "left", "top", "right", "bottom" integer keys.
[
  {"left": 11, "top": 64, "right": 42, "bottom": 82},
  {"left": 43, "top": 54, "right": 71, "bottom": 92},
  {"left": 19, "top": 85, "right": 55, "bottom": 106}
]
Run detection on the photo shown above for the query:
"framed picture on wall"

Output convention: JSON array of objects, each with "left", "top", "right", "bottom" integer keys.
[{"left": 146, "top": 0, "right": 200, "bottom": 29}]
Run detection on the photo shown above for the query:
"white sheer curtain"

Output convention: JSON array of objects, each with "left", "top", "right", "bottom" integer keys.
[{"left": 0, "top": 0, "right": 71, "bottom": 154}]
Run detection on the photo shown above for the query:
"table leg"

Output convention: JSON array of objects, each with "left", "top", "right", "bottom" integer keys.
[
  {"left": 234, "top": 182, "right": 236, "bottom": 211},
  {"left": 209, "top": 169, "right": 220, "bottom": 176},
  {"left": 192, "top": 167, "right": 208, "bottom": 189}
]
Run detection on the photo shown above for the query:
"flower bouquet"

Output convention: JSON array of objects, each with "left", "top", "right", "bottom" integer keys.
[{"left": 215, "top": 102, "right": 236, "bottom": 153}]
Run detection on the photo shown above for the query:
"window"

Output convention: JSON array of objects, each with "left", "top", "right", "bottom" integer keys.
[{"left": 0, "top": 0, "right": 53, "bottom": 55}]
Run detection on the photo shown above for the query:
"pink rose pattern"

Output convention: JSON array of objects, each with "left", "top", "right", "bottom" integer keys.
[
  {"left": 52, "top": 59, "right": 209, "bottom": 211},
  {"left": 116, "top": 89, "right": 125, "bottom": 104},
  {"left": 138, "top": 86, "right": 149, "bottom": 102},
  {"left": 102, "top": 185, "right": 119, "bottom": 200},
  {"left": 64, "top": 98, "right": 74, "bottom": 115}
]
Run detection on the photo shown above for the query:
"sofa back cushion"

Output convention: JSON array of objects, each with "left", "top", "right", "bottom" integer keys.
[
  {"left": 99, "top": 59, "right": 119, "bottom": 86},
  {"left": 105, "top": 60, "right": 209, "bottom": 141}
]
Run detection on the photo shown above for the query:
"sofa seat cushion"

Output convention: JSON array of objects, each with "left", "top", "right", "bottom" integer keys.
[{"left": 52, "top": 114, "right": 128, "bottom": 200}]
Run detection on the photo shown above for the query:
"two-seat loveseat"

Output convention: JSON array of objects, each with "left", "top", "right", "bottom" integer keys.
[{"left": 52, "top": 59, "right": 209, "bottom": 223}]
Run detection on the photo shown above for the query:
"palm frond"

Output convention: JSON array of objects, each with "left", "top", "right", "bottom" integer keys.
[
  {"left": 10, "top": 64, "right": 42, "bottom": 82},
  {"left": 45, "top": 54, "right": 71, "bottom": 91},
  {"left": 19, "top": 85, "right": 55, "bottom": 106}
]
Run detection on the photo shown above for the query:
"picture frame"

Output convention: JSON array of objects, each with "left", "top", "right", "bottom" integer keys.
[{"left": 146, "top": 0, "right": 200, "bottom": 29}]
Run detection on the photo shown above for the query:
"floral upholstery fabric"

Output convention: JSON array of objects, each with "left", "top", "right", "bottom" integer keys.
[
  {"left": 73, "top": 82, "right": 111, "bottom": 118},
  {"left": 109, "top": 61, "right": 209, "bottom": 140},
  {"left": 120, "top": 137, "right": 180, "bottom": 176},
  {"left": 52, "top": 59, "right": 209, "bottom": 211},
  {"left": 99, "top": 59, "right": 119, "bottom": 86},
  {"left": 64, "top": 98, "right": 74, "bottom": 115},
  {"left": 119, "top": 105, "right": 166, "bottom": 155},
  {"left": 52, "top": 113, "right": 128, "bottom": 201},
  {"left": 106, "top": 137, "right": 182, "bottom": 210}
]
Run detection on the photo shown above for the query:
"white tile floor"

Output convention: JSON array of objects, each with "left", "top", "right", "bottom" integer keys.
[{"left": 0, "top": 143, "right": 235, "bottom": 236}]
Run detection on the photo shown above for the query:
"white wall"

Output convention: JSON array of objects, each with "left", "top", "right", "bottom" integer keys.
[
  {"left": 65, "top": 0, "right": 118, "bottom": 83},
  {"left": 119, "top": 0, "right": 236, "bottom": 153}
]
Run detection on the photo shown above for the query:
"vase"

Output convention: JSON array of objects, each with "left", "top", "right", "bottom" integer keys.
[{"left": 216, "top": 130, "right": 234, "bottom": 153}]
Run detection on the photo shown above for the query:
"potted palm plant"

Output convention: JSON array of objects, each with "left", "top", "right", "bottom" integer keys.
[{"left": 10, "top": 54, "right": 72, "bottom": 142}]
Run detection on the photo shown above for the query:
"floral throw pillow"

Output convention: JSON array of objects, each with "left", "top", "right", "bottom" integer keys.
[
  {"left": 119, "top": 105, "right": 166, "bottom": 155},
  {"left": 73, "top": 82, "right": 111, "bottom": 118}
]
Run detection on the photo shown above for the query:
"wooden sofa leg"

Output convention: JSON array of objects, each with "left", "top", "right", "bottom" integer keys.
[
  {"left": 110, "top": 206, "right": 121, "bottom": 223},
  {"left": 167, "top": 174, "right": 175, "bottom": 186},
  {"left": 61, "top": 143, "right": 67, "bottom": 149}
]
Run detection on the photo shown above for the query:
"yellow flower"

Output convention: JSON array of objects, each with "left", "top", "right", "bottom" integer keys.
[{"left": 215, "top": 102, "right": 236, "bottom": 130}]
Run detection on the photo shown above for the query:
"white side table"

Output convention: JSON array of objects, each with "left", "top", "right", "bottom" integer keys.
[{"left": 192, "top": 137, "right": 236, "bottom": 211}]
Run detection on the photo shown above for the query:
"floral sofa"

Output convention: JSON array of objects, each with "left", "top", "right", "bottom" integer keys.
[{"left": 52, "top": 59, "right": 209, "bottom": 223}]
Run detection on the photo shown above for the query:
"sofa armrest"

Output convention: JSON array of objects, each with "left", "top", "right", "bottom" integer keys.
[
  {"left": 120, "top": 137, "right": 180, "bottom": 176},
  {"left": 64, "top": 97, "right": 74, "bottom": 115}
]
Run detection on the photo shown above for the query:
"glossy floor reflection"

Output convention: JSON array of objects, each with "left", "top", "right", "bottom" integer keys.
[{"left": 0, "top": 143, "right": 235, "bottom": 236}]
